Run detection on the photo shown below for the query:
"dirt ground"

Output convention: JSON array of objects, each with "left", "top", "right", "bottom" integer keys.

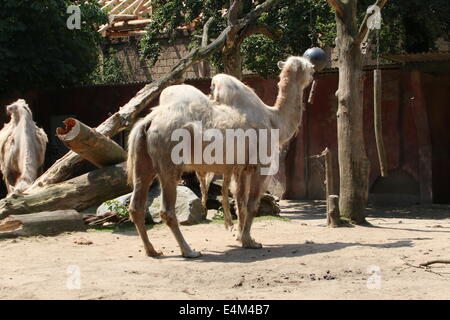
[{"left": 1, "top": 200, "right": 450, "bottom": 300}]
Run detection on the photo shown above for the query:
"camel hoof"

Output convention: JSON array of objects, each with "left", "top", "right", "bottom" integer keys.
[
  {"left": 146, "top": 250, "right": 163, "bottom": 258},
  {"left": 242, "top": 240, "right": 262, "bottom": 249},
  {"left": 182, "top": 250, "right": 202, "bottom": 259},
  {"left": 225, "top": 223, "right": 234, "bottom": 231}
]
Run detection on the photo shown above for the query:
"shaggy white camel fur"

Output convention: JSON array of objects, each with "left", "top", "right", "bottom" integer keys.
[{"left": 0, "top": 99, "right": 48, "bottom": 195}]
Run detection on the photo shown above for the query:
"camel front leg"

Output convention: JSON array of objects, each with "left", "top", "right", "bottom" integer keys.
[{"left": 160, "top": 177, "right": 201, "bottom": 258}]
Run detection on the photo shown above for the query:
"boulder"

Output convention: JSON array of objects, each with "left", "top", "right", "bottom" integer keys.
[
  {"left": 256, "top": 193, "right": 281, "bottom": 217},
  {"left": 96, "top": 193, "right": 132, "bottom": 217},
  {"left": 96, "top": 185, "right": 205, "bottom": 225},
  {"left": 147, "top": 185, "right": 205, "bottom": 225}
]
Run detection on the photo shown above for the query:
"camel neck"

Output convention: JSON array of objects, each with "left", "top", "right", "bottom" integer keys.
[{"left": 274, "top": 75, "right": 304, "bottom": 145}]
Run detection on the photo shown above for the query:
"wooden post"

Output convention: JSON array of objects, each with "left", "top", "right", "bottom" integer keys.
[
  {"left": 327, "top": 195, "right": 340, "bottom": 227},
  {"left": 323, "top": 147, "right": 334, "bottom": 212},
  {"left": 374, "top": 69, "right": 388, "bottom": 177},
  {"left": 410, "top": 71, "right": 433, "bottom": 204},
  {"left": 310, "top": 147, "right": 337, "bottom": 223}
]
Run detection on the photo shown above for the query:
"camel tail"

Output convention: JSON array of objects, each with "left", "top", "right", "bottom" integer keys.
[{"left": 126, "top": 117, "right": 152, "bottom": 185}]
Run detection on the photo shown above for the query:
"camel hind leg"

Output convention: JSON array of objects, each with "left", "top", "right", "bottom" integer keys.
[
  {"left": 196, "top": 172, "right": 212, "bottom": 218},
  {"left": 160, "top": 175, "right": 201, "bottom": 258},
  {"left": 234, "top": 170, "right": 249, "bottom": 242},
  {"left": 222, "top": 173, "right": 234, "bottom": 230},
  {"left": 128, "top": 152, "right": 160, "bottom": 257}
]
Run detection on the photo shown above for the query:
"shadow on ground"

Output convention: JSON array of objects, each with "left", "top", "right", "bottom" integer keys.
[
  {"left": 280, "top": 200, "right": 450, "bottom": 221},
  {"left": 153, "top": 239, "right": 413, "bottom": 263}
]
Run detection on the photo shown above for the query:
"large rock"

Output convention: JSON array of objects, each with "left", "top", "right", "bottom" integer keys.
[
  {"left": 96, "top": 185, "right": 205, "bottom": 225},
  {"left": 256, "top": 193, "right": 281, "bottom": 217},
  {"left": 96, "top": 193, "right": 132, "bottom": 217}
]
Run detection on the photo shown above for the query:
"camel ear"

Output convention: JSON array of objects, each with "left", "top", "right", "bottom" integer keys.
[{"left": 277, "top": 61, "right": 285, "bottom": 70}]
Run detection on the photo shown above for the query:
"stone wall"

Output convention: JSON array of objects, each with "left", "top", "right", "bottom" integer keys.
[{"left": 106, "top": 34, "right": 211, "bottom": 82}]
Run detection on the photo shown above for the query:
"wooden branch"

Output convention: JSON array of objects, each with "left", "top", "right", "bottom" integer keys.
[
  {"left": 0, "top": 210, "right": 86, "bottom": 238},
  {"left": 108, "top": 14, "right": 137, "bottom": 24},
  {"left": 107, "top": 31, "right": 147, "bottom": 38},
  {"left": 373, "top": 70, "right": 388, "bottom": 177},
  {"left": 327, "top": 0, "right": 345, "bottom": 18},
  {"left": 25, "top": 0, "right": 280, "bottom": 194},
  {"left": 400, "top": 257, "right": 445, "bottom": 277},
  {"left": 0, "top": 163, "right": 131, "bottom": 220},
  {"left": 356, "top": 0, "right": 389, "bottom": 45},
  {"left": 420, "top": 260, "right": 450, "bottom": 267},
  {"left": 244, "top": 0, "right": 282, "bottom": 23},
  {"left": 199, "top": 17, "right": 215, "bottom": 78},
  {"left": 308, "top": 79, "right": 318, "bottom": 104},
  {"left": 56, "top": 118, "right": 127, "bottom": 168},
  {"left": 202, "top": 17, "right": 215, "bottom": 48},
  {"left": 228, "top": 0, "right": 243, "bottom": 25},
  {"left": 241, "top": 23, "right": 281, "bottom": 40}
]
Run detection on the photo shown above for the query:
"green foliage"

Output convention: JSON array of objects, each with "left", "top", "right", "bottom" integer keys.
[
  {"left": 139, "top": 0, "right": 448, "bottom": 77},
  {"left": 140, "top": 0, "right": 229, "bottom": 67},
  {"left": 212, "top": 206, "right": 225, "bottom": 220},
  {"left": 0, "top": 0, "right": 107, "bottom": 94},
  {"left": 139, "top": 0, "right": 335, "bottom": 77},
  {"left": 242, "top": 0, "right": 335, "bottom": 77},
  {"left": 88, "top": 48, "right": 129, "bottom": 85},
  {"left": 103, "top": 199, "right": 129, "bottom": 219}
]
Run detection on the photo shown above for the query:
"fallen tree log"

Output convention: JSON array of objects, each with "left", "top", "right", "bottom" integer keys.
[
  {"left": 25, "top": 0, "right": 281, "bottom": 194},
  {"left": 0, "top": 210, "right": 86, "bottom": 238},
  {"left": 56, "top": 118, "right": 126, "bottom": 168},
  {"left": 0, "top": 163, "right": 131, "bottom": 220}
]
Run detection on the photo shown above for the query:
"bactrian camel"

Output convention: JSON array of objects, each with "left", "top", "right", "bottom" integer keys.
[
  {"left": 127, "top": 56, "right": 314, "bottom": 257},
  {"left": 159, "top": 86, "right": 234, "bottom": 230},
  {"left": 0, "top": 99, "right": 48, "bottom": 195}
]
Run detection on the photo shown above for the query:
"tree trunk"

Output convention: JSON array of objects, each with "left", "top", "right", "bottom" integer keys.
[
  {"left": 335, "top": 1, "right": 370, "bottom": 224},
  {"left": 57, "top": 118, "right": 127, "bottom": 168},
  {"left": 223, "top": 0, "right": 244, "bottom": 79},
  {"left": 0, "top": 210, "right": 86, "bottom": 238},
  {"left": 223, "top": 43, "right": 243, "bottom": 79},
  {"left": 0, "top": 163, "right": 131, "bottom": 220}
]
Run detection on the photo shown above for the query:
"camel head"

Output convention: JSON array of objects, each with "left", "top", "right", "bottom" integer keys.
[
  {"left": 6, "top": 99, "right": 32, "bottom": 120},
  {"left": 277, "top": 56, "right": 315, "bottom": 89}
]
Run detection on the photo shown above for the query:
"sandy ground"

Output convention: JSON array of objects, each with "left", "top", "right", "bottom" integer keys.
[{"left": 1, "top": 200, "right": 450, "bottom": 300}]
